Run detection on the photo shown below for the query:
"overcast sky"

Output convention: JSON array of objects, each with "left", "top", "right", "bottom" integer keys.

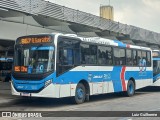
[{"left": 48, "top": 0, "right": 160, "bottom": 33}]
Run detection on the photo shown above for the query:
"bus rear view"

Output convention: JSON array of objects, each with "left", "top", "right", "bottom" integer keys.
[{"left": 11, "top": 35, "right": 55, "bottom": 97}]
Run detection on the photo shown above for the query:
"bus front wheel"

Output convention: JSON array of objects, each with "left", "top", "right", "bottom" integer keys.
[
  {"left": 126, "top": 80, "right": 135, "bottom": 97},
  {"left": 74, "top": 83, "right": 86, "bottom": 104}
]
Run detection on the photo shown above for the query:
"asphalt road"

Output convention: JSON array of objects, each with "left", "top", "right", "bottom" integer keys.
[{"left": 0, "top": 82, "right": 160, "bottom": 120}]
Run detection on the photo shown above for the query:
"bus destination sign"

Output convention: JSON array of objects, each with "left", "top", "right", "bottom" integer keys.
[{"left": 19, "top": 36, "right": 51, "bottom": 44}]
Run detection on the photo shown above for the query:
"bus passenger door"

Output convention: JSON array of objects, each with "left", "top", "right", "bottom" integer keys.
[{"left": 56, "top": 37, "right": 80, "bottom": 76}]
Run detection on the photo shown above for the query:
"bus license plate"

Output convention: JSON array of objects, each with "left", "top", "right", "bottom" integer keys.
[{"left": 21, "top": 93, "right": 31, "bottom": 96}]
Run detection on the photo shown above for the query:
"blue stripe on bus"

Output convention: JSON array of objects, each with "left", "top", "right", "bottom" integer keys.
[
  {"left": 12, "top": 67, "right": 153, "bottom": 92},
  {"left": 55, "top": 71, "right": 152, "bottom": 84},
  {"left": 153, "top": 58, "right": 160, "bottom": 60},
  {"left": 113, "top": 40, "right": 126, "bottom": 48}
]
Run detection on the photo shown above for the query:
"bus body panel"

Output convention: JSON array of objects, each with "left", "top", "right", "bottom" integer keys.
[{"left": 12, "top": 65, "right": 153, "bottom": 98}]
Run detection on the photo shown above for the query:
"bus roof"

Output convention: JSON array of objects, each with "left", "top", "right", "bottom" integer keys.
[
  {"left": 58, "top": 33, "right": 151, "bottom": 51},
  {"left": 152, "top": 50, "right": 160, "bottom": 52},
  {"left": 16, "top": 33, "right": 152, "bottom": 51}
]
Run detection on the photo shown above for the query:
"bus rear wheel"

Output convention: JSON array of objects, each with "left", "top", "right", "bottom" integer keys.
[
  {"left": 126, "top": 80, "right": 135, "bottom": 97},
  {"left": 74, "top": 83, "right": 86, "bottom": 104}
]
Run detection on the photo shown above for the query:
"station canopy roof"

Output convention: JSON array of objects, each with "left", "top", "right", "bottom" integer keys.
[{"left": 0, "top": 0, "right": 160, "bottom": 46}]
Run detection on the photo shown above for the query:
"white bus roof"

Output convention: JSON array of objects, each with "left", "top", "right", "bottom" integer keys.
[{"left": 58, "top": 33, "right": 151, "bottom": 51}]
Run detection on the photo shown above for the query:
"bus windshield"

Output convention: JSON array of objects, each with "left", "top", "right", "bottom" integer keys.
[{"left": 14, "top": 45, "right": 54, "bottom": 74}]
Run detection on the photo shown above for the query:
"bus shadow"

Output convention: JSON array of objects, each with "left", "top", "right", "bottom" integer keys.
[
  {"left": 0, "top": 86, "right": 159, "bottom": 108},
  {"left": 4, "top": 96, "right": 73, "bottom": 108},
  {"left": 137, "top": 86, "right": 160, "bottom": 92},
  {"left": 0, "top": 93, "right": 126, "bottom": 108},
  {"left": 1, "top": 92, "right": 147, "bottom": 108}
]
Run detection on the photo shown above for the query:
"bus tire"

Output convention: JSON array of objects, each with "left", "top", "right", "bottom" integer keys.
[
  {"left": 126, "top": 80, "right": 135, "bottom": 97},
  {"left": 74, "top": 83, "right": 86, "bottom": 104}
]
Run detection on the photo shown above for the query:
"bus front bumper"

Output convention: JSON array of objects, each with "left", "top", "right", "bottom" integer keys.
[{"left": 11, "top": 82, "right": 77, "bottom": 98}]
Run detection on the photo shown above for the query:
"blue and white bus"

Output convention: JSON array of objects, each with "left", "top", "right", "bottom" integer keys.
[
  {"left": 152, "top": 50, "right": 160, "bottom": 86},
  {"left": 11, "top": 33, "right": 153, "bottom": 104}
]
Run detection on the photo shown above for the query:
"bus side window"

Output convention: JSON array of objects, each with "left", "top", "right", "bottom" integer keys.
[
  {"left": 81, "top": 44, "right": 88, "bottom": 64},
  {"left": 59, "top": 49, "right": 68, "bottom": 65},
  {"left": 74, "top": 49, "right": 80, "bottom": 65},
  {"left": 81, "top": 44, "right": 97, "bottom": 65},
  {"left": 126, "top": 49, "right": 132, "bottom": 66},
  {"left": 98, "top": 46, "right": 112, "bottom": 65},
  {"left": 142, "top": 51, "right": 147, "bottom": 60},
  {"left": 137, "top": 51, "right": 142, "bottom": 66},
  {"left": 114, "top": 48, "right": 125, "bottom": 66},
  {"left": 132, "top": 50, "right": 137, "bottom": 66},
  {"left": 147, "top": 51, "right": 151, "bottom": 67}
]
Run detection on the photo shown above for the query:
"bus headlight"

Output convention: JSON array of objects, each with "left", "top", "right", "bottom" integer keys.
[{"left": 45, "top": 79, "right": 52, "bottom": 87}]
